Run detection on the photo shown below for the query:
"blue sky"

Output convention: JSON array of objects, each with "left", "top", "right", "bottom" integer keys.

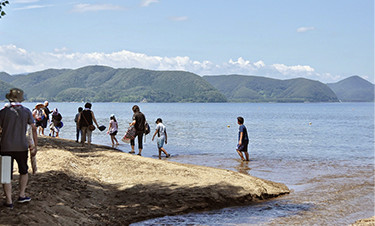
[{"left": 0, "top": 0, "right": 373, "bottom": 83}]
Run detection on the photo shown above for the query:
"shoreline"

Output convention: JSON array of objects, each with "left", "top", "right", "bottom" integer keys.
[{"left": 1, "top": 137, "right": 290, "bottom": 225}]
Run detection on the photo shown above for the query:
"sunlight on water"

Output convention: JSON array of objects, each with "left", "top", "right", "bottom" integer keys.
[{"left": 19, "top": 102, "right": 374, "bottom": 225}]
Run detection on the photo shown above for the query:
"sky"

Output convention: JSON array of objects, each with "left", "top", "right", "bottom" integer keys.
[{"left": 0, "top": 0, "right": 373, "bottom": 83}]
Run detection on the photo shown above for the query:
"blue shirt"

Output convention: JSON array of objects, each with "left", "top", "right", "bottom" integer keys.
[{"left": 238, "top": 124, "right": 249, "bottom": 142}]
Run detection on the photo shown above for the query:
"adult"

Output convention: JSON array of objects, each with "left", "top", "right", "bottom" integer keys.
[
  {"left": 50, "top": 108, "right": 63, "bottom": 138},
  {"left": 74, "top": 107, "right": 83, "bottom": 142},
  {"left": 0, "top": 88, "right": 38, "bottom": 209},
  {"left": 32, "top": 103, "right": 46, "bottom": 136},
  {"left": 41, "top": 101, "right": 51, "bottom": 136},
  {"left": 78, "top": 103, "right": 100, "bottom": 148},
  {"left": 129, "top": 105, "right": 146, "bottom": 156}
]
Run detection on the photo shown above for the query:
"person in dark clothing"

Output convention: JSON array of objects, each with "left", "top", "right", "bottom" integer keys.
[
  {"left": 129, "top": 105, "right": 146, "bottom": 156},
  {"left": 78, "top": 103, "right": 100, "bottom": 148},
  {"left": 236, "top": 116, "right": 249, "bottom": 161},
  {"left": 41, "top": 101, "right": 51, "bottom": 136},
  {"left": 74, "top": 107, "right": 83, "bottom": 142}
]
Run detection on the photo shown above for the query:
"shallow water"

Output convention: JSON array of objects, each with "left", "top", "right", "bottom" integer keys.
[{"left": 21, "top": 102, "right": 374, "bottom": 225}]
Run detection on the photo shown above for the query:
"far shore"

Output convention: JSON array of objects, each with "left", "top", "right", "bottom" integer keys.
[{"left": 1, "top": 137, "right": 290, "bottom": 225}]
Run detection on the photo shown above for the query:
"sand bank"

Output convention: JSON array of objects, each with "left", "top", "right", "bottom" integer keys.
[{"left": 0, "top": 137, "right": 289, "bottom": 225}]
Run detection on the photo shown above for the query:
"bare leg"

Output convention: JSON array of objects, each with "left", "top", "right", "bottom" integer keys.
[
  {"left": 244, "top": 152, "right": 250, "bottom": 161},
  {"left": 19, "top": 174, "right": 28, "bottom": 198},
  {"left": 160, "top": 147, "right": 169, "bottom": 156},
  {"left": 236, "top": 150, "right": 245, "bottom": 161},
  {"left": 158, "top": 149, "right": 161, "bottom": 159},
  {"left": 3, "top": 183, "right": 12, "bottom": 204},
  {"left": 138, "top": 148, "right": 142, "bottom": 155},
  {"left": 114, "top": 137, "right": 119, "bottom": 145}
]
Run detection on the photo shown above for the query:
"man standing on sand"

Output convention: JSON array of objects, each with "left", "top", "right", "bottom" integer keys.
[
  {"left": 129, "top": 105, "right": 146, "bottom": 156},
  {"left": 236, "top": 116, "right": 249, "bottom": 161},
  {"left": 0, "top": 88, "right": 38, "bottom": 209}
]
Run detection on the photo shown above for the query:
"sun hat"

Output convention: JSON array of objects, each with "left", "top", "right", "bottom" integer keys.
[{"left": 5, "top": 88, "right": 25, "bottom": 102}]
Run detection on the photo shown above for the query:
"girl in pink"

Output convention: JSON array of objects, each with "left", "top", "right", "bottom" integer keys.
[{"left": 107, "top": 114, "right": 119, "bottom": 147}]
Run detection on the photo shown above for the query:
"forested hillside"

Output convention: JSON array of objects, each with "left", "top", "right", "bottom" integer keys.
[
  {"left": 3, "top": 66, "right": 227, "bottom": 102},
  {"left": 204, "top": 75, "right": 339, "bottom": 102},
  {"left": 327, "top": 76, "right": 374, "bottom": 102}
]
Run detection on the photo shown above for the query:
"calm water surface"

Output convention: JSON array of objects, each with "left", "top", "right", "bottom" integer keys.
[{"left": 21, "top": 102, "right": 375, "bottom": 225}]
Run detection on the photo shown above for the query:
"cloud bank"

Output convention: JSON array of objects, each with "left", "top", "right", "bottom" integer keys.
[{"left": 0, "top": 45, "right": 341, "bottom": 82}]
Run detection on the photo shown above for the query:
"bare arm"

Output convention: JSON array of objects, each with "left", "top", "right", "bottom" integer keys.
[
  {"left": 31, "top": 124, "right": 38, "bottom": 156},
  {"left": 91, "top": 112, "right": 100, "bottom": 127}
]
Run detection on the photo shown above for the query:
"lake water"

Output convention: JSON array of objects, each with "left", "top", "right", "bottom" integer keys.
[{"left": 21, "top": 102, "right": 375, "bottom": 225}]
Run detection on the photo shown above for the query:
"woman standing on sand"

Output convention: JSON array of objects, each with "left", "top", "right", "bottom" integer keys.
[{"left": 107, "top": 114, "right": 119, "bottom": 148}]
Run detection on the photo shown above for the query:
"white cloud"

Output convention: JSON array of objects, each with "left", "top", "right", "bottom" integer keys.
[
  {"left": 14, "top": 4, "right": 53, "bottom": 10},
  {"left": 0, "top": 44, "right": 343, "bottom": 82},
  {"left": 13, "top": 0, "right": 40, "bottom": 3},
  {"left": 169, "top": 16, "right": 188, "bottom": 21},
  {"left": 141, "top": 0, "right": 159, "bottom": 7},
  {"left": 297, "top": 26, "right": 315, "bottom": 33},
  {"left": 71, "top": 4, "right": 125, "bottom": 13}
]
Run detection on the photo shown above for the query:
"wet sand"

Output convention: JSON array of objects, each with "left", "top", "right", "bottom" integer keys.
[{"left": 0, "top": 137, "right": 289, "bottom": 225}]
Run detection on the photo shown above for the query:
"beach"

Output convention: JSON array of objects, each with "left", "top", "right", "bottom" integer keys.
[{"left": 0, "top": 137, "right": 290, "bottom": 225}]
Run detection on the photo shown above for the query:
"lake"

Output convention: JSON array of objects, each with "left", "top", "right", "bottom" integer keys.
[{"left": 21, "top": 102, "right": 374, "bottom": 225}]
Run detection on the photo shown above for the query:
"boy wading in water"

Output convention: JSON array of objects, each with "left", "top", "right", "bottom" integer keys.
[
  {"left": 152, "top": 118, "right": 170, "bottom": 159},
  {"left": 236, "top": 116, "right": 249, "bottom": 161}
]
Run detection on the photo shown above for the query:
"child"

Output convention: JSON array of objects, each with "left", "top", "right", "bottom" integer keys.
[
  {"left": 236, "top": 116, "right": 249, "bottom": 161},
  {"left": 108, "top": 114, "right": 119, "bottom": 147},
  {"left": 152, "top": 118, "right": 170, "bottom": 159}
]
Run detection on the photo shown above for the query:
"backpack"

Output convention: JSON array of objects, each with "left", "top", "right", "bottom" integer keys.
[{"left": 144, "top": 122, "right": 150, "bottom": 135}]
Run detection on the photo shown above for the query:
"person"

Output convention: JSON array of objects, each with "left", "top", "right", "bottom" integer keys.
[
  {"left": 107, "top": 114, "right": 119, "bottom": 148},
  {"left": 236, "top": 116, "right": 249, "bottom": 161},
  {"left": 78, "top": 102, "right": 100, "bottom": 148},
  {"left": 50, "top": 108, "right": 63, "bottom": 138},
  {"left": 74, "top": 107, "right": 83, "bottom": 142},
  {"left": 32, "top": 103, "right": 46, "bottom": 136},
  {"left": 152, "top": 118, "right": 170, "bottom": 159},
  {"left": 41, "top": 101, "right": 51, "bottom": 136},
  {"left": 129, "top": 105, "right": 146, "bottom": 156},
  {"left": 0, "top": 88, "right": 38, "bottom": 209}
]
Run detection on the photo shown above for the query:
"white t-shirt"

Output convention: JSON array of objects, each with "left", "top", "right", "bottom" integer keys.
[{"left": 155, "top": 123, "right": 166, "bottom": 138}]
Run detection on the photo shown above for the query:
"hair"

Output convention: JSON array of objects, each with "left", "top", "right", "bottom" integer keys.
[
  {"left": 237, "top": 116, "right": 244, "bottom": 124},
  {"left": 85, "top": 102, "right": 92, "bottom": 109},
  {"left": 155, "top": 118, "right": 162, "bottom": 123},
  {"left": 110, "top": 115, "right": 117, "bottom": 122},
  {"left": 78, "top": 107, "right": 83, "bottom": 112},
  {"left": 132, "top": 105, "right": 140, "bottom": 113}
]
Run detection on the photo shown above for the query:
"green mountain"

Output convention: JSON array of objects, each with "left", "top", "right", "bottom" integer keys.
[
  {"left": 4, "top": 66, "right": 227, "bottom": 103},
  {"left": 0, "top": 72, "right": 14, "bottom": 83},
  {"left": 327, "top": 76, "right": 374, "bottom": 102},
  {"left": 204, "top": 75, "right": 339, "bottom": 102},
  {"left": 0, "top": 79, "right": 17, "bottom": 101}
]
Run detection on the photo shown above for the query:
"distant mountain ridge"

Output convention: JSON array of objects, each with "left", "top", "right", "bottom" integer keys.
[
  {"left": 0, "top": 66, "right": 373, "bottom": 102},
  {"left": 204, "top": 75, "right": 339, "bottom": 102},
  {"left": 1, "top": 66, "right": 227, "bottom": 102},
  {"left": 327, "top": 76, "right": 374, "bottom": 102}
]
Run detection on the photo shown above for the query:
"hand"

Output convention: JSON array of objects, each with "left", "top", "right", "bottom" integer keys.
[
  {"left": 165, "top": 140, "right": 167, "bottom": 144},
  {"left": 238, "top": 141, "right": 242, "bottom": 146}
]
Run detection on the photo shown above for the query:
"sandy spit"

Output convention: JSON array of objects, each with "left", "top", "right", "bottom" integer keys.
[{"left": 0, "top": 137, "right": 290, "bottom": 225}]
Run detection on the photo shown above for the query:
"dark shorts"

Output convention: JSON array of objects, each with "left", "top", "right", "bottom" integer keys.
[
  {"left": 237, "top": 141, "right": 249, "bottom": 152},
  {"left": 1, "top": 151, "right": 29, "bottom": 179},
  {"left": 110, "top": 131, "right": 118, "bottom": 136}
]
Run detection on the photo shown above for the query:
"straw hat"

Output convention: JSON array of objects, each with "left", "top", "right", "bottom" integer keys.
[{"left": 5, "top": 88, "right": 25, "bottom": 102}]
